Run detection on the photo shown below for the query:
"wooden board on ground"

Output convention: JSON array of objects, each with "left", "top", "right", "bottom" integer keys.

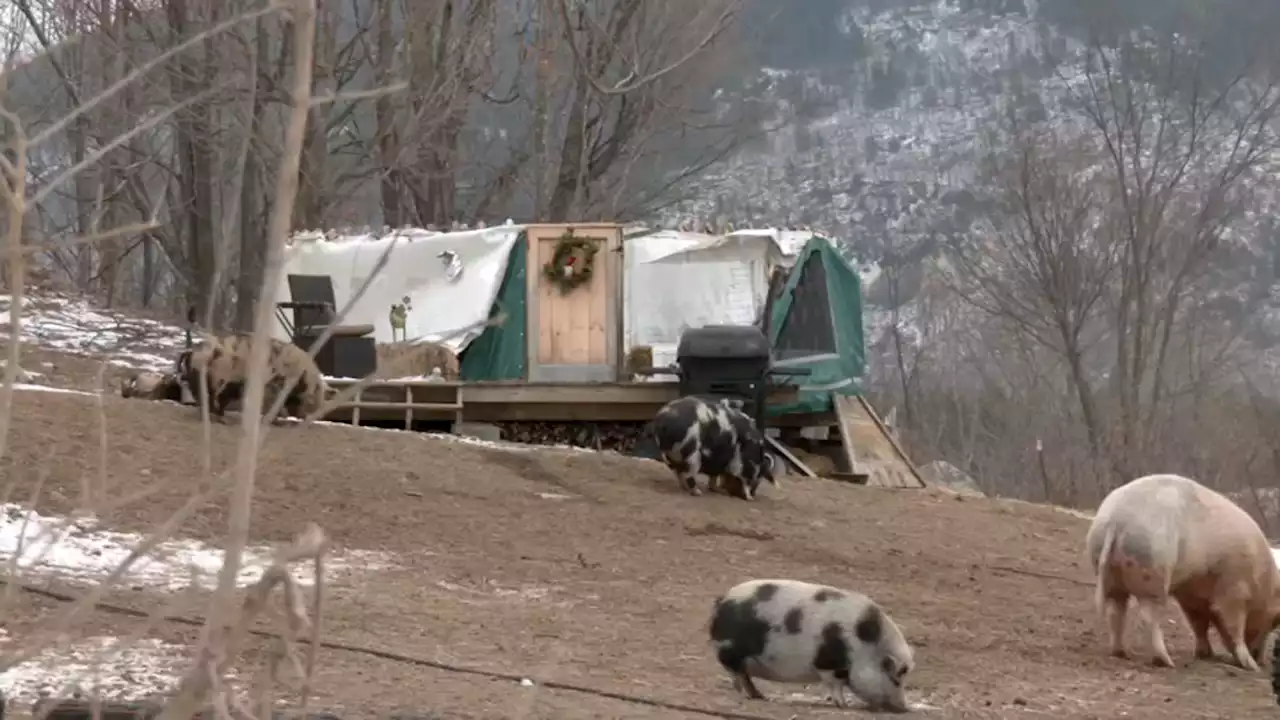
[
  {"left": 832, "top": 394, "right": 925, "bottom": 489},
  {"left": 766, "top": 435, "right": 817, "bottom": 478}
]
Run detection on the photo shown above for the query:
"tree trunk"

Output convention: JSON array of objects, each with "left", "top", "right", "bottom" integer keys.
[
  {"left": 97, "top": 0, "right": 130, "bottom": 307},
  {"left": 295, "top": 0, "right": 334, "bottom": 230},
  {"left": 373, "top": 0, "right": 402, "bottom": 228},
  {"left": 235, "top": 17, "right": 269, "bottom": 332},
  {"left": 142, "top": 234, "right": 155, "bottom": 307},
  {"left": 166, "top": 0, "right": 218, "bottom": 323}
]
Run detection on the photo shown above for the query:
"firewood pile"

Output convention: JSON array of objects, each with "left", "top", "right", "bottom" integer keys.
[{"left": 495, "top": 421, "right": 647, "bottom": 453}]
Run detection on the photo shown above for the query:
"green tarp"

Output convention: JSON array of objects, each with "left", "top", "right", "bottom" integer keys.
[
  {"left": 766, "top": 235, "right": 866, "bottom": 416},
  {"left": 459, "top": 232, "right": 527, "bottom": 381}
]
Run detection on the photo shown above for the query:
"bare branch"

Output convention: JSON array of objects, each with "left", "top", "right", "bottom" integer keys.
[{"left": 554, "top": 0, "right": 739, "bottom": 96}]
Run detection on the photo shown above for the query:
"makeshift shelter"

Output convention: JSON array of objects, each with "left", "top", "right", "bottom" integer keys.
[
  {"left": 276, "top": 226, "right": 866, "bottom": 399},
  {"left": 765, "top": 235, "right": 867, "bottom": 416}
]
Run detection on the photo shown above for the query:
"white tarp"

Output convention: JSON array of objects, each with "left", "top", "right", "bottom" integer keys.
[
  {"left": 275, "top": 226, "right": 522, "bottom": 353},
  {"left": 624, "top": 230, "right": 784, "bottom": 376},
  {"left": 726, "top": 227, "right": 815, "bottom": 262}
]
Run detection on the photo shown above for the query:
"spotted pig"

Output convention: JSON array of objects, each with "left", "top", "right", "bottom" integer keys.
[
  {"left": 647, "top": 395, "right": 777, "bottom": 500},
  {"left": 709, "top": 578, "right": 913, "bottom": 712}
]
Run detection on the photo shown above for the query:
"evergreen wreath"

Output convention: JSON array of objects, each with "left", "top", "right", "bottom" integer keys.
[{"left": 542, "top": 230, "right": 601, "bottom": 295}]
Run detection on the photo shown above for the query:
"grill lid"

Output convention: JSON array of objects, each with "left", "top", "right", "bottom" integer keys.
[{"left": 676, "top": 324, "right": 771, "bottom": 361}]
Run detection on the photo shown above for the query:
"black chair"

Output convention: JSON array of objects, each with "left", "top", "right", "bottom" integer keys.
[{"left": 276, "top": 274, "right": 377, "bottom": 378}]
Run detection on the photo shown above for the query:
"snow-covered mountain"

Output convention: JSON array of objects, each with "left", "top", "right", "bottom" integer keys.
[{"left": 665, "top": 0, "right": 1280, "bottom": 367}]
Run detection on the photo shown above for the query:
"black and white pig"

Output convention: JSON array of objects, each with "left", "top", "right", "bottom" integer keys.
[
  {"left": 709, "top": 578, "right": 914, "bottom": 712},
  {"left": 647, "top": 395, "right": 777, "bottom": 500}
]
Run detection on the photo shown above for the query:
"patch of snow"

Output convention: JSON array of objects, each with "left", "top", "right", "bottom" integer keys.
[
  {"left": 1271, "top": 547, "right": 1280, "bottom": 568},
  {"left": 0, "top": 633, "right": 207, "bottom": 705},
  {"left": 11, "top": 383, "right": 96, "bottom": 396},
  {"left": 0, "top": 294, "right": 186, "bottom": 373},
  {"left": 781, "top": 689, "right": 936, "bottom": 712},
  {"left": 435, "top": 579, "right": 559, "bottom": 605},
  {"left": 0, "top": 504, "right": 394, "bottom": 592},
  {"left": 535, "top": 492, "right": 575, "bottom": 501}
]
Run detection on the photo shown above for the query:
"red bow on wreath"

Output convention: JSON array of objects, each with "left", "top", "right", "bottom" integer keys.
[{"left": 542, "top": 231, "right": 600, "bottom": 294}]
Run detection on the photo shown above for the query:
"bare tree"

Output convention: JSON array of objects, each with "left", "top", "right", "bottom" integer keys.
[
  {"left": 544, "top": 0, "right": 754, "bottom": 221},
  {"left": 1066, "top": 27, "right": 1280, "bottom": 476},
  {"left": 948, "top": 116, "right": 1118, "bottom": 465}
]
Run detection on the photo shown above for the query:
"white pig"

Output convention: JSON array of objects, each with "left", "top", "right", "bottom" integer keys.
[
  {"left": 708, "top": 578, "right": 914, "bottom": 712},
  {"left": 1085, "top": 473, "right": 1280, "bottom": 670}
]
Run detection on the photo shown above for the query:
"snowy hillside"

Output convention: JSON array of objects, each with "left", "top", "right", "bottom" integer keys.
[{"left": 668, "top": 0, "right": 1280, "bottom": 360}]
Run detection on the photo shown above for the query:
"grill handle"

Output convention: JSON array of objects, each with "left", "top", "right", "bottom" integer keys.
[{"left": 767, "top": 366, "right": 812, "bottom": 377}]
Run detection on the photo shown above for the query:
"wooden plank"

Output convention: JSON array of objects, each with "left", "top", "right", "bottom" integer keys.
[
  {"left": 587, "top": 238, "right": 607, "bottom": 365},
  {"left": 567, "top": 251, "right": 591, "bottom": 364},
  {"left": 526, "top": 231, "right": 540, "bottom": 376},
  {"left": 833, "top": 394, "right": 861, "bottom": 476},
  {"left": 343, "top": 401, "right": 463, "bottom": 411},
  {"left": 463, "top": 403, "right": 665, "bottom": 422},
  {"left": 858, "top": 395, "right": 926, "bottom": 486},
  {"left": 610, "top": 227, "right": 624, "bottom": 378},
  {"left": 327, "top": 380, "right": 797, "bottom": 407},
  {"left": 522, "top": 223, "right": 621, "bottom": 234},
  {"left": 832, "top": 394, "right": 925, "bottom": 488},
  {"left": 328, "top": 379, "right": 463, "bottom": 389},
  {"left": 323, "top": 377, "right": 800, "bottom": 424},
  {"left": 766, "top": 436, "right": 817, "bottom": 478},
  {"left": 537, "top": 233, "right": 558, "bottom": 364},
  {"left": 460, "top": 382, "right": 679, "bottom": 404}
]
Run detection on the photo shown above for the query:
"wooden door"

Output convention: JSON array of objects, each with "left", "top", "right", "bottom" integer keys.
[{"left": 525, "top": 224, "right": 622, "bottom": 382}]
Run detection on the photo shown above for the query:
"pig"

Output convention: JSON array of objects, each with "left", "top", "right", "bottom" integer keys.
[
  {"left": 709, "top": 579, "right": 914, "bottom": 712},
  {"left": 1085, "top": 473, "right": 1280, "bottom": 670},
  {"left": 181, "top": 334, "right": 332, "bottom": 423},
  {"left": 120, "top": 370, "right": 185, "bottom": 402},
  {"left": 647, "top": 395, "right": 777, "bottom": 500}
]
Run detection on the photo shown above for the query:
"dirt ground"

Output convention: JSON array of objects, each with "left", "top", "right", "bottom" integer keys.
[{"left": 0, "top": 385, "right": 1277, "bottom": 719}]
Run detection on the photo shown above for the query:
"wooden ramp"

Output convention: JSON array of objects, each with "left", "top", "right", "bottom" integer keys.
[{"left": 833, "top": 394, "right": 925, "bottom": 489}]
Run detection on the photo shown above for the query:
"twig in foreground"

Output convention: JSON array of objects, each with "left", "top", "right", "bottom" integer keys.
[{"left": 157, "top": 524, "right": 328, "bottom": 720}]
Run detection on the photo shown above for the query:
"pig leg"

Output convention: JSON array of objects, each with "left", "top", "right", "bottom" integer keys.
[
  {"left": 818, "top": 671, "right": 849, "bottom": 708},
  {"left": 665, "top": 454, "right": 702, "bottom": 495},
  {"left": 726, "top": 669, "right": 765, "bottom": 700},
  {"left": 1134, "top": 598, "right": 1175, "bottom": 668},
  {"left": 1098, "top": 586, "right": 1131, "bottom": 659},
  {"left": 715, "top": 645, "right": 765, "bottom": 700},
  {"left": 1104, "top": 598, "right": 1129, "bottom": 658},
  {"left": 1172, "top": 590, "right": 1216, "bottom": 660},
  {"left": 670, "top": 464, "right": 701, "bottom": 495},
  {"left": 1210, "top": 598, "right": 1261, "bottom": 672},
  {"left": 1183, "top": 605, "right": 1217, "bottom": 660}
]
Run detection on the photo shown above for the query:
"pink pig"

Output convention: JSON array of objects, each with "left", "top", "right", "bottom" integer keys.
[{"left": 1086, "top": 473, "right": 1280, "bottom": 670}]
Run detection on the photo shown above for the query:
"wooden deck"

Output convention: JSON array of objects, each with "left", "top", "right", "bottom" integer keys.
[{"left": 322, "top": 379, "right": 799, "bottom": 426}]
